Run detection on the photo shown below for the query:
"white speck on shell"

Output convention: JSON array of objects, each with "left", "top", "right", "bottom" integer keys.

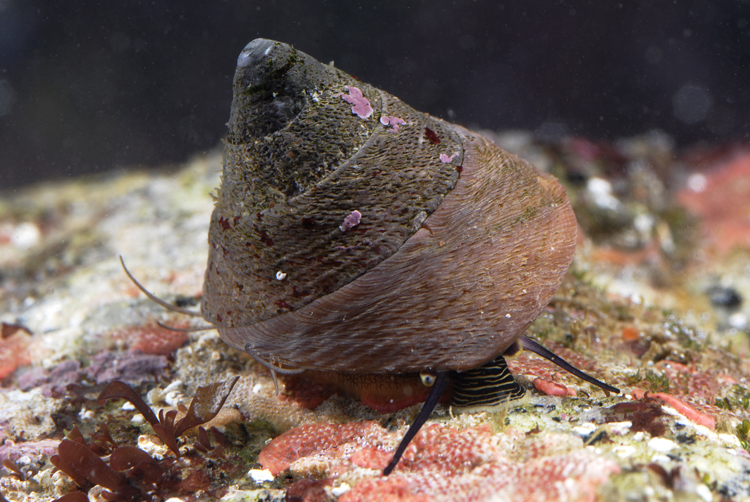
[{"left": 10, "top": 222, "right": 41, "bottom": 249}]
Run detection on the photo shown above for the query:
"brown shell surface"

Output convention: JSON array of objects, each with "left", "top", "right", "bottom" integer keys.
[
  {"left": 220, "top": 124, "right": 577, "bottom": 373},
  {"left": 202, "top": 39, "right": 462, "bottom": 328}
]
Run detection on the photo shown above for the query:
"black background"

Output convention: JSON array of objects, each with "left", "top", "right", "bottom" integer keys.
[{"left": 1, "top": 0, "right": 749, "bottom": 190}]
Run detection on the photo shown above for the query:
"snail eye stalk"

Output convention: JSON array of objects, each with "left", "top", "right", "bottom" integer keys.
[{"left": 419, "top": 372, "right": 436, "bottom": 387}]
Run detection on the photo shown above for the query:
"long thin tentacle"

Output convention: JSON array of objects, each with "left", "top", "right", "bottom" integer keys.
[
  {"left": 120, "top": 256, "right": 203, "bottom": 317},
  {"left": 242, "top": 343, "right": 307, "bottom": 376},
  {"left": 520, "top": 336, "right": 620, "bottom": 394},
  {"left": 155, "top": 321, "right": 216, "bottom": 332},
  {"left": 243, "top": 342, "right": 307, "bottom": 394},
  {"left": 383, "top": 371, "right": 449, "bottom": 476}
]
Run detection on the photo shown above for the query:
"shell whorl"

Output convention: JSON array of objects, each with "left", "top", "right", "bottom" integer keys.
[
  {"left": 203, "top": 39, "right": 577, "bottom": 374},
  {"left": 203, "top": 38, "right": 463, "bottom": 328}
]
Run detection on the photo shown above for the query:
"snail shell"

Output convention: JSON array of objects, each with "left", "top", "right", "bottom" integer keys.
[
  {"left": 201, "top": 38, "right": 577, "bottom": 375},
  {"left": 119, "top": 38, "right": 619, "bottom": 477}
]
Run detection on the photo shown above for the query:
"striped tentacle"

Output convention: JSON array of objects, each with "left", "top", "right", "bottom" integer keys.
[{"left": 452, "top": 355, "right": 525, "bottom": 408}]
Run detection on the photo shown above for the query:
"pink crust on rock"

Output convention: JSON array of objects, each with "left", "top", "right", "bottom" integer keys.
[
  {"left": 533, "top": 378, "right": 577, "bottom": 397},
  {"left": 260, "top": 421, "right": 619, "bottom": 501},
  {"left": 340, "top": 210, "right": 362, "bottom": 232},
  {"left": 380, "top": 116, "right": 406, "bottom": 131},
  {"left": 631, "top": 390, "right": 716, "bottom": 430},
  {"left": 439, "top": 152, "right": 459, "bottom": 163},
  {"left": 111, "top": 322, "right": 189, "bottom": 355},
  {"left": 0, "top": 329, "right": 32, "bottom": 379},
  {"left": 258, "top": 421, "right": 387, "bottom": 475},
  {"left": 676, "top": 152, "right": 750, "bottom": 255},
  {"left": 342, "top": 86, "right": 373, "bottom": 119},
  {"left": 509, "top": 343, "right": 600, "bottom": 382}
]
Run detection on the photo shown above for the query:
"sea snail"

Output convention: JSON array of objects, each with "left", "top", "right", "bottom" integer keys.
[{"left": 123, "top": 38, "right": 619, "bottom": 476}]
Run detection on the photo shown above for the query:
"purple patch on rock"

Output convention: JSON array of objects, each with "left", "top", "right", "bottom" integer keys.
[
  {"left": 85, "top": 351, "right": 168, "bottom": 385},
  {"left": 341, "top": 86, "right": 373, "bottom": 119},
  {"left": 0, "top": 439, "right": 60, "bottom": 463},
  {"left": 16, "top": 359, "right": 83, "bottom": 397}
]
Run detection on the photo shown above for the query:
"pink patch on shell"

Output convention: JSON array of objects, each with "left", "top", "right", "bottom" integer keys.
[
  {"left": 380, "top": 116, "right": 406, "bottom": 131},
  {"left": 439, "top": 153, "right": 458, "bottom": 163},
  {"left": 342, "top": 86, "right": 373, "bottom": 119},
  {"left": 340, "top": 210, "right": 362, "bottom": 232}
]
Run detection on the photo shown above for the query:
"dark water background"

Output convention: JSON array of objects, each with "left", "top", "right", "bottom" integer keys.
[{"left": 1, "top": 0, "right": 748, "bottom": 189}]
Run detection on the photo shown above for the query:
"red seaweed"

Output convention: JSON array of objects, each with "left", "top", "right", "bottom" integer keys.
[
  {"left": 174, "top": 376, "right": 239, "bottom": 437},
  {"left": 424, "top": 127, "right": 440, "bottom": 144},
  {"left": 57, "top": 439, "right": 126, "bottom": 491},
  {"left": 52, "top": 378, "right": 240, "bottom": 502}
]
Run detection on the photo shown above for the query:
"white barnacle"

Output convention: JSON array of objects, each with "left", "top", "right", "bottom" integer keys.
[{"left": 276, "top": 270, "right": 287, "bottom": 281}]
